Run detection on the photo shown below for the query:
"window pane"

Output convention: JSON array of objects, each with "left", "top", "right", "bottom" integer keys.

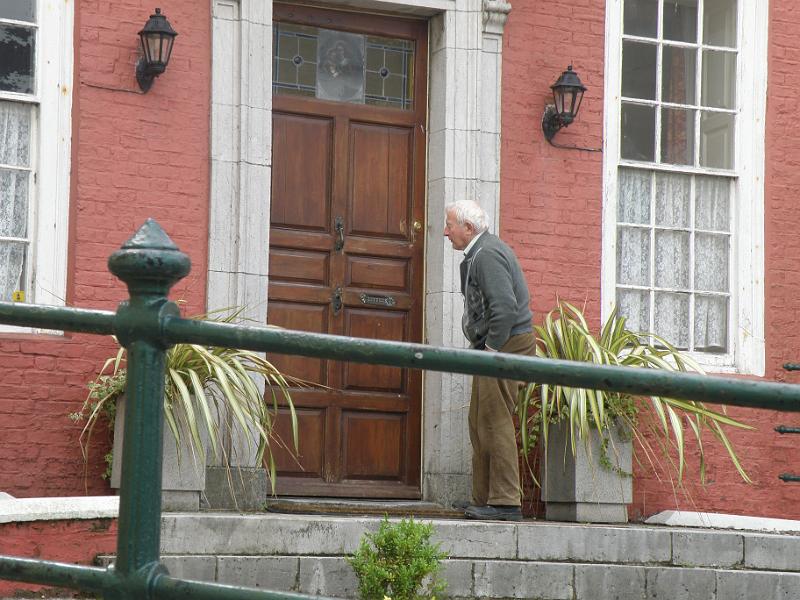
[
  {"left": 661, "top": 107, "right": 695, "bottom": 165},
  {"left": 654, "top": 292, "right": 690, "bottom": 348},
  {"left": 695, "top": 295, "right": 728, "bottom": 353},
  {"left": 617, "top": 226, "right": 650, "bottom": 286},
  {"left": 0, "top": 101, "right": 31, "bottom": 167},
  {"left": 618, "top": 168, "right": 651, "bottom": 224},
  {"left": 700, "top": 111, "right": 734, "bottom": 169},
  {"left": 663, "top": 0, "right": 698, "bottom": 43},
  {"left": 621, "top": 103, "right": 656, "bottom": 161},
  {"left": 365, "top": 36, "right": 414, "bottom": 109},
  {"left": 617, "top": 288, "right": 650, "bottom": 332},
  {"left": 0, "top": 239, "right": 25, "bottom": 301},
  {"left": 317, "top": 29, "right": 365, "bottom": 103},
  {"left": 0, "top": 23, "right": 35, "bottom": 94},
  {"left": 0, "top": 0, "right": 35, "bottom": 22},
  {"left": 655, "top": 172, "right": 690, "bottom": 227},
  {"left": 695, "top": 233, "right": 729, "bottom": 292},
  {"left": 655, "top": 230, "right": 690, "bottom": 288},
  {"left": 624, "top": 0, "right": 658, "bottom": 37},
  {"left": 662, "top": 46, "right": 696, "bottom": 104},
  {"left": 622, "top": 41, "right": 657, "bottom": 100},
  {"left": 695, "top": 176, "right": 730, "bottom": 231},
  {"left": 0, "top": 168, "right": 28, "bottom": 237},
  {"left": 703, "top": 0, "right": 737, "bottom": 47},
  {"left": 702, "top": 50, "right": 736, "bottom": 109}
]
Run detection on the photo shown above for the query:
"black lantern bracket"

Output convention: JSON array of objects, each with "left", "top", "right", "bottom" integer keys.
[
  {"left": 541, "top": 65, "right": 601, "bottom": 152},
  {"left": 542, "top": 103, "right": 573, "bottom": 142},
  {"left": 136, "top": 8, "right": 178, "bottom": 93}
]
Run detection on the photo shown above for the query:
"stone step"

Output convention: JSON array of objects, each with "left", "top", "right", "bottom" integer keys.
[{"left": 97, "top": 513, "right": 800, "bottom": 599}]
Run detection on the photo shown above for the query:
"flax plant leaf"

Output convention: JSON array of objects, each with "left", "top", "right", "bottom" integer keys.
[{"left": 517, "top": 301, "right": 752, "bottom": 493}]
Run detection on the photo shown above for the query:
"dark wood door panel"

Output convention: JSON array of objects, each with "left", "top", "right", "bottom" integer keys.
[
  {"left": 270, "top": 228, "right": 335, "bottom": 253},
  {"left": 341, "top": 411, "right": 406, "bottom": 480},
  {"left": 342, "top": 308, "right": 407, "bottom": 393},
  {"left": 268, "top": 282, "right": 334, "bottom": 305},
  {"left": 349, "top": 124, "right": 413, "bottom": 239},
  {"left": 271, "top": 112, "right": 333, "bottom": 231},
  {"left": 269, "top": 248, "right": 330, "bottom": 286},
  {"left": 272, "top": 407, "right": 326, "bottom": 479},
  {"left": 346, "top": 255, "right": 409, "bottom": 291},
  {"left": 267, "top": 300, "right": 329, "bottom": 386}
]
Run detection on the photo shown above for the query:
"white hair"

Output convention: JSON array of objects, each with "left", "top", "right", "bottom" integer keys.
[{"left": 445, "top": 200, "right": 489, "bottom": 232}]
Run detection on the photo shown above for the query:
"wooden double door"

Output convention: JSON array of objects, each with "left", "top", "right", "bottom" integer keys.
[{"left": 267, "top": 5, "right": 427, "bottom": 498}]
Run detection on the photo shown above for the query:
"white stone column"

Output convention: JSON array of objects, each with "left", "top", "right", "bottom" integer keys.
[
  {"left": 208, "top": 0, "right": 273, "bottom": 472},
  {"left": 423, "top": 0, "right": 511, "bottom": 506}
]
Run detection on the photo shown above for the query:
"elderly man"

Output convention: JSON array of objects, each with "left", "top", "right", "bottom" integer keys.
[{"left": 444, "top": 199, "right": 535, "bottom": 521}]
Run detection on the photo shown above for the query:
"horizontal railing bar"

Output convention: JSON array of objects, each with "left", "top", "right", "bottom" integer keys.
[
  {"left": 0, "top": 556, "right": 110, "bottom": 593},
  {"left": 163, "top": 317, "right": 800, "bottom": 412},
  {"left": 775, "top": 426, "right": 800, "bottom": 434},
  {"left": 0, "top": 302, "right": 115, "bottom": 335},
  {"left": 1, "top": 302, "right": 799, "bottom": 412},
  {"left": 153, "top": 574, "right": 336, "bottom": 600}
]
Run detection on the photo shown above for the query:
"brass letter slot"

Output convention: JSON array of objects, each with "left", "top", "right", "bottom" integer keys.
[{"left": 359, "top": 293, "right": 396, "bottom": 307}]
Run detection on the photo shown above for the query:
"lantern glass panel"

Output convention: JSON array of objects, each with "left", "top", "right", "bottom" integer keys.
[
  {"left": 552, "top": 88, "right": 564, "bottom": 115},
  {"left": 147, "top": 34, "right": 164, "bottom": 64},
  {"left": 570, "top": 89, "right": 584, "bottom": 117},
  {"left": 163, "top": 36, "right": 175, "bottom": 64}
]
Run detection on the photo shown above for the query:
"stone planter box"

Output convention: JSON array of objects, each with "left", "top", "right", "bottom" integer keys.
[
  {"left": 110, "top": 395, "right": 207, "bottom": 511},
  {"left": 540, "top": 420, "right": 632, "bottom": 523}
]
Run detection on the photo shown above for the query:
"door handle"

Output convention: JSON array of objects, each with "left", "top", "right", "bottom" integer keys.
[
  {"left": 334, "top": 216, "right": 345, "bottom": 252},
  {"left": 332, "top": 287, "right": 343, "bottom": 316}
]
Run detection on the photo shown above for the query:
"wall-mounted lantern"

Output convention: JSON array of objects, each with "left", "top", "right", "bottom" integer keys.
[
  {"left": 135, "top": 8, "right": 178, "bottom": 93},
  {"left": 541, "top": 65, "right": 587, "bottom": 144}
]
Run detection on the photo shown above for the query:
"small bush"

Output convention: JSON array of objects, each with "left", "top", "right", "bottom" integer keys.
[{"left": 347, "top": 516, "right": 447, "bottom": 600}]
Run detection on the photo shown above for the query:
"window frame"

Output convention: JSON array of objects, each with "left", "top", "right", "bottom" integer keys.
[
  {"left": 602, "top": 0, "right": 766, "bottom": 375},
  {"left": 0, "top": 0, "right": 73, "bottom": 333}
]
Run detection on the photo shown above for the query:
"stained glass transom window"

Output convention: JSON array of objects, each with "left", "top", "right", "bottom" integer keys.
[{"left": 273, "top": 23, "right": 414, "bottom": 110}]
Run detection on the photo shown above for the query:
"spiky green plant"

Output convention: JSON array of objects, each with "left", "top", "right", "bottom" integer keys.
[
  {"left": 518, "top": 301, "right": 753, "bottom": 487},
  {"left": 70, "top": 310, "right": 300, "bottom": 491}
]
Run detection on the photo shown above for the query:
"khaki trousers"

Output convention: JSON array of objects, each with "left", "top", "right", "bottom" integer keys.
[{"left": 468, "top": 332, "right": 536, "bottom": 506}]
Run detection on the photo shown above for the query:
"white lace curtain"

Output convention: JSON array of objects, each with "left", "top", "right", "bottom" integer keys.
[
  {"left": 0, "top": 100, "right": 30, "bottom": 302},
  {"left": 616, "top": 168, "right": 730, "bottom": 352}
]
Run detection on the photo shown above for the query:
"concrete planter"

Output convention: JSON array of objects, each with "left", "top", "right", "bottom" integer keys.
[
  {"left": 540, "top": 419, "right": 632, "bottom": 523},
  {"left": 110, "top": 395, "right": 207, "bottom": 511}
]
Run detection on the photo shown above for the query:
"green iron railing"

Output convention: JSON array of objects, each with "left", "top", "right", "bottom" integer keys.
[{"left": 1, "top": 219, "right": 800, "bottom": 599}]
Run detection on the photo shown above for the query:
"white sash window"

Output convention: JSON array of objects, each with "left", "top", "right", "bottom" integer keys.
[
  {"left": 0, "top": 0, "right": 73, "bottom": 331},
  {"left": 603, "top": 0, "right": 766, "bottom": 374}
]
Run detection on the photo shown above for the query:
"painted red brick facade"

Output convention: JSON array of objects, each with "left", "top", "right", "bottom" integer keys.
[
  {"left": 0, "top": 518, "right": 117, "bottom": 596},
  {"left": 0, "top": 1, "right": 210, "bottom": 497},
  {"left": 1, "top": 0, "right": 799, "bottom": 524},
  {"left": 501, "top": 1, "right": 800, "bottom": 520}
]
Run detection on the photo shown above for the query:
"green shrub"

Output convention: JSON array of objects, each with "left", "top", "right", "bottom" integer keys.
[{"left": 347, "top": 517, "right": 447, "bottom": 600}]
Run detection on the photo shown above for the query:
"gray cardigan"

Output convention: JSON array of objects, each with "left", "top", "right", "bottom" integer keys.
[{"left": 460, "top": 232, "right": 533, "bottom": 350}]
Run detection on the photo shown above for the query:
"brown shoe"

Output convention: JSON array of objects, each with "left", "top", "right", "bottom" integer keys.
[{"left": 464, "top": 505, "right": 522, "bottom": 521}]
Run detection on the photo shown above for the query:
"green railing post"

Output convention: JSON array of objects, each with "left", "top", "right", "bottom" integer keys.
[{"left": 107, "top": 219, "right": 191, "bottom": 595}]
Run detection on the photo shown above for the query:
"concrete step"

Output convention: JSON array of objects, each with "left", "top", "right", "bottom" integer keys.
[{"left": 98, "top": 513, "right": 800, "bottom": 599}]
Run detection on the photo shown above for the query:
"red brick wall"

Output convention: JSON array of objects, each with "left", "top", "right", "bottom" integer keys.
[
  {"left": 0, "top": 519, "right": 117, "bottom": 597},
  {"left": 501, "top": 1, "right": 800, "bottom": 520},
  {"left": 0, "top": 1, "right": 210, "bottom": 497}
]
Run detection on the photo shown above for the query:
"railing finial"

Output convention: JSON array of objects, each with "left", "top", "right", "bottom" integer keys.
[{"left": 108, "top": 218, "right": 191, "bottom": 297}]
